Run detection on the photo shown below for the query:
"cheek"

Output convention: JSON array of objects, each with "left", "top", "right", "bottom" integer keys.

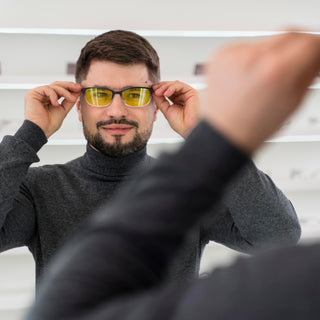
[
  {"left": 81, "top": 107, "right": 101, "bottom": 125},
  {"left": 79, "top": 108, "right": 88, "bottom": 124},
  {"left": 143, "top": 105, "right": 157, "bottom": 122},
  {"left": 137, "top": 110, "right": 156, "bottom": 129}
]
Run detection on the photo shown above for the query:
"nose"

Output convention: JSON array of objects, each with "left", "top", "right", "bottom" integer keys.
[{"left": 105, "top": 93, "right": 129, "bottom": 118}]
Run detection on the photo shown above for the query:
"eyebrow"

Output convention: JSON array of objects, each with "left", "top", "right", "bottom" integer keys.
[{"left": 89, "top": 85, "right": 152, "bottom": 90}]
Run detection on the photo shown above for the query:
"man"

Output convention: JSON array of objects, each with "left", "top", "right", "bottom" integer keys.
[
  {"left": 0, "top": 30, "right": 299, "bottom": 284},
  {"left": 26, "top": 31, "right": 320, "bottom": 320}
]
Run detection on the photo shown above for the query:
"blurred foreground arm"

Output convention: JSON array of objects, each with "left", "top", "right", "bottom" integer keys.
[
  {"left": 27, "top": 32, "right": 320, "bottom": 320},
  {"left": 199, "top": 32, "right": 320, "bottom": 251}
]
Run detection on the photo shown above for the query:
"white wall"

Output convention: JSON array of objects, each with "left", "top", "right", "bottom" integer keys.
[{"left": 1, "top": 0, "right": 320, "bottom": 31}]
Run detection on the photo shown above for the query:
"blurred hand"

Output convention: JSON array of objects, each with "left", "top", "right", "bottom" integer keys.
[
  {"left": 25, "top": 81, "right": 82, "bottom": 138},
  {"left": 204, "top": 32, "right": 320, "bottom": 154},
  {"left": 152, "top": 81, "right": 200, "bottom": 138}
]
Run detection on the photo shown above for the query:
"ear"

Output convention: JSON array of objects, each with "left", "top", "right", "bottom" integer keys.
[
  {"left": 153, "top": 105, "right": 159, "bottom": 122},
  {"left": 76, "top": 97, "right": 82, "bottom": 122}
]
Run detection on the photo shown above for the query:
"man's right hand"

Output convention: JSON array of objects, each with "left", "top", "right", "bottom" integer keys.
[
  {"left": 25, "top": 81, "right": 82, "bottom": 138},
  {"left": 204, "top": 32, "right": 320, "bottom": 155}
]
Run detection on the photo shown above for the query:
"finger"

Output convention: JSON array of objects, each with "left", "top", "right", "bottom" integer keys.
[
  {"left": 61, "top": 98, "right": 77, "bottom": 112},
  {"left": 153, "top": 82, "right": 173, "bottom": 96},
  {"left": 50, "top": 81, "right": 82, "bottom": 93},
  {"left": 152, "top": 82, "right": 162, "bottom": 91},
  {"left": 50, "top": 85, "right": 81, "bottom": 104},
  {"left": 153, "top": 81, "right": 187, "bottom": 98},
  {"left": 165, "top": 81, "right": 194, "bottom": 98},
  {"left": 153, "top": 81, "right": 184, "bottom": 97},
  {"left": 36, "top": 86, "right": 60, "bottom": 107},
  {"left": 152, "top": 81, "right": 172, "bottom": 89},
  {"left": 163, "top": 86, "right": 178, "bottom": 98},
  {"left": 152, "top": 93, "right": 171, "bottom": 115}
]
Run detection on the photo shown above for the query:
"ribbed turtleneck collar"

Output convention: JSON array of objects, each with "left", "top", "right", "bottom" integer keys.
[{"left": 81, "top": 144, "right": 150, "bottom": 177}]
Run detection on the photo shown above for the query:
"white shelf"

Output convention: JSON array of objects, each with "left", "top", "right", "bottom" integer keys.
[
  {"left": 0, "top": 292, "right": 34, "bottom": 311},
  {"left": 0, "top": 76, "right": 318, "bottom": 91},
  {"left": 3, "top": 130, "right": 320, "bottom": 146},
  {"left": 276, "top": 180, "right": 320, "bottom": 192},
  {"left": 0, "top": 247, "right": 30, "bottom": 256},
  {"left": 267, "top": 135, "right": 320, "bottom": 143},
  {"left": 0, "top": 75, "right": 207, "bottom": 91},
  {"left": 0, "top": 27, "right": 320, "bottom": 37},
  {"left": 24, "top": 135, "right": 320, "bottom": 146},
  {"left": 0, "top": 28, "right": 277, "bottom": 37}
]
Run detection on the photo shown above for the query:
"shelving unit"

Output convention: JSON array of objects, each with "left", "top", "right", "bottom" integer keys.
[
  {"left": 1, "top": 30, "right": 319, "bottom": 206},
  {"left": 1, "top": 28, "right": 320, "bottom": 227},
  {"left": 1, "top": 30, "right": 320, "bottom": 186}
]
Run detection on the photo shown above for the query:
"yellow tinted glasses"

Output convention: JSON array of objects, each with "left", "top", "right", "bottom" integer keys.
[{"left": 82, "top": 87, "right": 153, "bottom": 108}]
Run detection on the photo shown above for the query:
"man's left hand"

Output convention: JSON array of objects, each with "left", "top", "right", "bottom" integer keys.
[{"left": 152, "top": 81, "right": 200, "bottom": 138}]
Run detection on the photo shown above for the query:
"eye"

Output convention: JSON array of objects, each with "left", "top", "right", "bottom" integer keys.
[
  {"left": 97, "top": 92, "right": 108, "bottom": 97},
  {"left": 128, "top": 93, "right": 141, "bottom": 99},
  {"left": 96, "top": 90, "right": 111, "bottom": 99}
]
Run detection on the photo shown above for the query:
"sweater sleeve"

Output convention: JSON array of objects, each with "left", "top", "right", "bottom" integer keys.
[
  {"left": 0, "top": 120, "right": 47, "bottom": 251},
  {"left": 201, "top": 155, "right": 301, "bottom": 252},
  {"left": 26, "top": 121, "right": 249, "bottom": 319}
]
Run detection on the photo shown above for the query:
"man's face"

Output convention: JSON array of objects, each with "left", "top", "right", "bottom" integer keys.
[{"left": 77, "top": 61, "right": 158, "bottom": 157}]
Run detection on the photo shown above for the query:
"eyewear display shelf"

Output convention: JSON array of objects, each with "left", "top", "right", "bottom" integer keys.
[{"left": 0, "top": 29, "right": 320, "bottom": 320}]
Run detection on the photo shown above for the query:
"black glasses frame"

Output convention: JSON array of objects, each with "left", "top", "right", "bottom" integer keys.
[{"left": 81, "top": 86, "right": 154, "bottom": 107}]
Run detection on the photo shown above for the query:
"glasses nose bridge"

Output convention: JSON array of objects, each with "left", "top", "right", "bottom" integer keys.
[
  {"left": 112, "top": 90, "right": 125, "bottom": 104},
  {"left": 107, "top": 90, "right": 129, "bottom": 116}
]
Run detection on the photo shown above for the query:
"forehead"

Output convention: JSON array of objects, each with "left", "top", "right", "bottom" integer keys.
[{"left": 82, "top": 60, "right": 151, "bottom": 89}]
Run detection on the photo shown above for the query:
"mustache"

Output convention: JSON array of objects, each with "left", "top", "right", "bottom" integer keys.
[{"left": 96, "top": 119, "right": 139, "bottom": 129}]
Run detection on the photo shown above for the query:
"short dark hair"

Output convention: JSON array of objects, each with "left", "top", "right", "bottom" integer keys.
[{"left": 75, "top": 30, "right": 160, "bottom": 83}]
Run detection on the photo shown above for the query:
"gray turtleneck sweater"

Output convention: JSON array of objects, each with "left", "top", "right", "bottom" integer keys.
[{"left": 0, "top": 120, "right": 300, "bottom": 284}]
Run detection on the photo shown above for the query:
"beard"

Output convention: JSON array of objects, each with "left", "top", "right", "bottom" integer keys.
[{"left": 83, "top": 119, "right": 152, "bottom": 158}]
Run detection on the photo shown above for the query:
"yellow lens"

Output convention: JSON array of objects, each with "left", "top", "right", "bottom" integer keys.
[
  {"left": 122, "top": 88, "right": 151, "bottom": 107},
  {"left": 85, "top": 88, "right": 113, "bottom": 106}
]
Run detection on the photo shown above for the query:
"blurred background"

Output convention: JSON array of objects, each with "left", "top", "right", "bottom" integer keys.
[{"left": 0, "top": 0, "right": 320, "bottom": 319}]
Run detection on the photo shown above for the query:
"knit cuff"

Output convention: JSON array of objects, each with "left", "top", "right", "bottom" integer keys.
[{"left": 14, "top": 120, "right": 48, "bottom": 153}]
